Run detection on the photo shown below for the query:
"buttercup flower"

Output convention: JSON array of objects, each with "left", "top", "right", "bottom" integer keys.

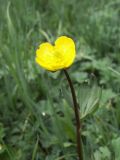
[{"left": 35, "top": 36, "right": 76, "bottom": 71}]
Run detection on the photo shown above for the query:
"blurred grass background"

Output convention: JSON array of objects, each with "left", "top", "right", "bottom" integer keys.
[{"left": 0, "top": 0, "right": 120, "bottom": 159}]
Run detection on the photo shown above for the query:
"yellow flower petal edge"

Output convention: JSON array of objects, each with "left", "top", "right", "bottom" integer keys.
[{"left": 35, "top": 36, "right": 76, "bottom": 71}]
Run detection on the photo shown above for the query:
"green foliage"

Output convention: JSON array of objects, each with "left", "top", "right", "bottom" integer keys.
[{"left": 0, "top": 0, "right": 120, "bottom": 159}]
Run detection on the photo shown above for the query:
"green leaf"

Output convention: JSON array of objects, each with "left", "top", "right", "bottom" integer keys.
[
  {"left": 111, "top": 137, "right": 120, "bottom": 160},
  {"left": 78, "top": 84, "right": 101, "bottom": 119}
]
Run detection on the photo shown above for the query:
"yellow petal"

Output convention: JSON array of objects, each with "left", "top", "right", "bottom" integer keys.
[
  {"left": 55, "top": 36, "right": 76, "bottom": 68},
  {"left": 36, "top": 42, "right": 55, "bottom": 70}
]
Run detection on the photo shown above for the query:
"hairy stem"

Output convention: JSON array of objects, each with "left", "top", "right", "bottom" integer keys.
[{"left": 63, "top": 69, "right": 83, "bottom": 160}]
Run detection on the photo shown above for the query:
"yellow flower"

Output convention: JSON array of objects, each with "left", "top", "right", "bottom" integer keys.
[{"left": 35, "top": 36, "right": 76, "bottom": 71}]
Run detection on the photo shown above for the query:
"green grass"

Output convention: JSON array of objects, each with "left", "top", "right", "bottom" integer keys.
[{"left": 0, "top": 0, "right": 120, "bottom": 159}]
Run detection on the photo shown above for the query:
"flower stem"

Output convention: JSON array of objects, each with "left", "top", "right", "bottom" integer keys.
[{"left": 63, "top": 69, "right": 83, "bottom": 160}]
